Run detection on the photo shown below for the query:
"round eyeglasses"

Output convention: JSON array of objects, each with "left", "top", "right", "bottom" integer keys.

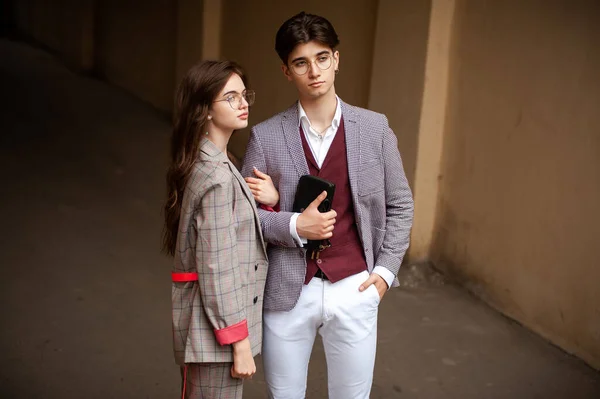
[
  {"left": 214, "top": 89, "right": 255, "bottom": 109},
  {"left": 290, "top": 53, "right": 333, "bottom": 76}
]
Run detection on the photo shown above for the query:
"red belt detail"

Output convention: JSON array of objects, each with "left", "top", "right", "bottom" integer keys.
[{"left": 171, "top": 272, "right": 198, "bottom": 282}]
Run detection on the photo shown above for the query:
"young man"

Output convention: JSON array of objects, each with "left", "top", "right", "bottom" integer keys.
[{"left": 242, "top": 12, "right": 414, "bottom": 399}]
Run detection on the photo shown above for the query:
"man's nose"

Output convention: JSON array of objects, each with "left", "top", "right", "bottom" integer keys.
[{"left": 308, "top": 61, "right": 321, "bottom": 78}]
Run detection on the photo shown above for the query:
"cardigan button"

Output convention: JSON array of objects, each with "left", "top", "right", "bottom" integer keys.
[{"left": 253, "top": 296, "right": 258, "bottom": 304}]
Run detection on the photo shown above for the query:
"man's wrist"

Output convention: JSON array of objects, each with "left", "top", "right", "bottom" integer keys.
[
  {"left": 372, "top": 266, "right": 394, "bottom": 290},
  {"left": 289, "top": 213, "right": 307, "bottom": 246}
]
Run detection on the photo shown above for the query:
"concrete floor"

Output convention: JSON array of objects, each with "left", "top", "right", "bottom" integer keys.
[{"left": 0, "top": 39, "right": 598, "bottom": 398}]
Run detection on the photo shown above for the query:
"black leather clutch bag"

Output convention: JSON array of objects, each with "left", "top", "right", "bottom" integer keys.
[
  {"left": 293, "top": 175, "right": 335, "bottom": 213},
  {"left": 293, "top": 175, "right": 335, "bottom": 251}
]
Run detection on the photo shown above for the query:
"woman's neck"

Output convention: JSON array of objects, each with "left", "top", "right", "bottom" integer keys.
[{"left": 206, "top": 128, "right": 233, "bottom": 154}]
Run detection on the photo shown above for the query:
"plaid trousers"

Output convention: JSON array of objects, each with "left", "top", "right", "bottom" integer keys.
[{"left": 181, "top": 363, "right": 243, "bottom": 399}]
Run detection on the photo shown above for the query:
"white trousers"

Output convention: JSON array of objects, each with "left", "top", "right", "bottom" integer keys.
[{"left": 262, "top": 270, "right": 380, "bottom": 399}]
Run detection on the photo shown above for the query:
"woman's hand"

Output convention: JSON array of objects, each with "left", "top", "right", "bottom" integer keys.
[
  {"left": 244, "top": 167, "right": 279, "bottom": 207},
  {"left": 230, "top": 337, "right": 256, "bottom": 379}
]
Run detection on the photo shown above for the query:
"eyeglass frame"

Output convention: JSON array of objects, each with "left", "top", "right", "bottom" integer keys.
[
  {"left": 213, "top": 89, "right": 255, "bottom": 110},
  {"left": 288, "top": 51, "right": 336, "bottom": 76}
]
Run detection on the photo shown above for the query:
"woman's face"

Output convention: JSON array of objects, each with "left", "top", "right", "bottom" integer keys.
[{"left": 209, "top": 73, "right": 250, "bottom": 133}]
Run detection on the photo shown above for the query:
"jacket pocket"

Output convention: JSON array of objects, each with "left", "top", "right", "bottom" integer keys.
[{"left": 358, "top": 159, "right": 384, "bottom": 196}]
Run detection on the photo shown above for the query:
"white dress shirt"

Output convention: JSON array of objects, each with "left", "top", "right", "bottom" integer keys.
[{"left": 289, "top": 97, "right": 394, "bottom": 288}]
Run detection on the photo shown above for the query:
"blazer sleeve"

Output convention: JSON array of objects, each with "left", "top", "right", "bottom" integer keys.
[
  {"left": 375, "top": 118, "right": 415, "bottom": 276},
  {"left": 194, "top": 169, "right": 248, "bottom": 345},
  {"left": 241, "top": 127, "right": 301, "bottom": 248}
]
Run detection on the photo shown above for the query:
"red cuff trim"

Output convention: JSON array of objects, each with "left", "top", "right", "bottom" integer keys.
[
  {"left": 259, "top": 203, "right": 280, "bottom": 212},
  {"left": 172, "top": 272, "right": 198, "bottom": 282},
  {"left": 214, "top": 319, "right": 249, "bottom": 345}
]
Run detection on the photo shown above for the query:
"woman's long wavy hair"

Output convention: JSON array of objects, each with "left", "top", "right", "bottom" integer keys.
[{"left": 162, "top": 60, "right": 247, "bottom": 256}]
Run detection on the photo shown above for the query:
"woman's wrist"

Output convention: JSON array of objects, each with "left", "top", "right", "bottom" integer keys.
[{"left": 232, "top": 337, "right": 251, "bottom": 353}]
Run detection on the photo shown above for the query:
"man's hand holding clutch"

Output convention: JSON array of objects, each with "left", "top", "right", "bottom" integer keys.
[{"left": 296, "top": 191, "right": 337, "bottom": 240}]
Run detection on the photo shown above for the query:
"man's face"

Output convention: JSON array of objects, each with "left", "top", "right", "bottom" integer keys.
[{"left": 282, "top": 41, "right": 339, "bottom": 100}]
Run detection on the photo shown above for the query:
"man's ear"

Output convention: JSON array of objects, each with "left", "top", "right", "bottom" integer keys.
[
  {"left": 281, "top": 64, "right": 293, "bottom": 82},
  {"left": 333, "top": 50, "right": 340, "bottom": 71}
]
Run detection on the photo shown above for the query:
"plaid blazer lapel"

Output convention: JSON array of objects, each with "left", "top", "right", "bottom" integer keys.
[
  {"left": 229, "top": 163, "right": 268, "bottom": 257},
  {"left": 199, "top": 138, "right": 267, "bottom": 256},
  {"left": 281, "top": 104, "right": 310, "bottom": 178}
]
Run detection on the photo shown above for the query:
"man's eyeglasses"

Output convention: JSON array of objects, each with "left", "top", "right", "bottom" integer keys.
[
  {"left": 214, "top": 90, "right": 255, "bottom": 109},
  {"left": 289, "top": 53, "right": 333, "bottom": 76}
]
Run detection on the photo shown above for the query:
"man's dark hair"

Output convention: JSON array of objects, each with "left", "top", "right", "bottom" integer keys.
[{"left": 275, "top": 12, "right": 340, "bottom": 64}]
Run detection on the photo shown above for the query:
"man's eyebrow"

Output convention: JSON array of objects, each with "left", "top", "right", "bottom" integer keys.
[
  {"left": 290, "top": 51, "right": 330, "bottom": 64},
  {"left": 290, "top": 56, "right": 307, "bottom": 64}
]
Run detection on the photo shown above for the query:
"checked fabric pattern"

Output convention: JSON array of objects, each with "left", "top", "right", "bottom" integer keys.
[{"left": 241, "top": 99, "right": 414, "bottom": 312}]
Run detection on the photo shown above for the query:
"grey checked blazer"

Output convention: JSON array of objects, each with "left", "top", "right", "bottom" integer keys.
[
  {"left": 241, "top": 99, "right": 414, "bottom": 312},
  {"left": 172, "top": 138, "right": 268, "bottom": 364}
]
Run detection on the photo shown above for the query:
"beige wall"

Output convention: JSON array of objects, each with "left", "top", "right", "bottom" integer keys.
[
  {"left": 432, "top": 0, "right": 600, "bottom": 368},
  {"left": 368, "top": 0, "right": 431, "bottom": 189},
  {"left": 175, "top": 0, "right": 206, "bottom": 86},
  {"left": 12, "top": 0, "right": 94, "bottom": 71},
  {"left": 220, "top": 0, "right": 379, "bottom": 159},
  {"left": 95, "top": 0, "right": 178, "bottom": 112}
]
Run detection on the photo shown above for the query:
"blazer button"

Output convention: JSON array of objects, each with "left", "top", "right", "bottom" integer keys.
[
  {"left": 255, "top": 264, "right": 258, "bottom": 271},
  {"left": 253, "top": 296, "right": 258, "bottom": 304}
]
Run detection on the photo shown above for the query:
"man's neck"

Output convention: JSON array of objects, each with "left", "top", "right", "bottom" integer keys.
[{"left": 299, "top": 89, "right": 337, "bottom": 131}]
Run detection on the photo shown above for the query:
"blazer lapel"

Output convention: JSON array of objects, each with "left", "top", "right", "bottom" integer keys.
[
  {"left": 228, "top": 164, "right": 268, "bottom": 257},
  {"left": 281, "top": 104, "right": 310, "bottom": 177},
  {"left": 201, "top": 138, "right": 267, "bottom": 257},
  {"left": 341, "top": 100, "right": 361, "bottom": 207}
]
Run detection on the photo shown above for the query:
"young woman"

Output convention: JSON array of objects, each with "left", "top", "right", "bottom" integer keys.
[{"left": 162, "top": 60, "right": 277, "bottom": 399}]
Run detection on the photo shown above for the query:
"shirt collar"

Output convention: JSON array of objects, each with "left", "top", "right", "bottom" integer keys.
[{"left": 297, "top": 95, "right": 342, "bottom": 132}]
